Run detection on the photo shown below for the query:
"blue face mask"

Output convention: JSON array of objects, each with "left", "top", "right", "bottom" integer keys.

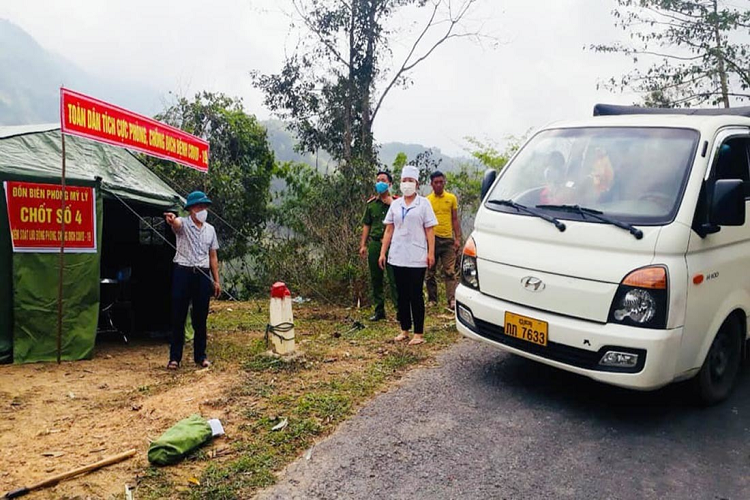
[{"left": 375, "top": 181, "right": 390, "bottom": 194}]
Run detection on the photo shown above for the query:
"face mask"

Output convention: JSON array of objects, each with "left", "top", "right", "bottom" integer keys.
[
  {"left": 195, "top": 209, "right": 208, "bottom": 223},
  {"left": 400, "top": 182, "right": 417, "bottom": 197},
  {"left": 375, "top": 181, "right": 390, "bottom": 194}
]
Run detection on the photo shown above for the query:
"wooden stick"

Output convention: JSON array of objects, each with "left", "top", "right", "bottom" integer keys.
[
  {"left": 57, "top": 105, "right": 67, "bottom": 365},
  {"left": 4, "top": 449, "right": 136, "bottom": 499}
]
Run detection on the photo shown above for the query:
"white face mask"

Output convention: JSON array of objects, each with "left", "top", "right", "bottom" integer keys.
[
  {"left": 194, "top": 209, "right": 208, "bottom": 223},
  {"left": 400, "top": 181, "right": 417, "bottom": 197}
]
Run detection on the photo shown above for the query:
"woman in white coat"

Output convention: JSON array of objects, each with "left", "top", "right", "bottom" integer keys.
[{"left": 378, "top": 165, "right": 437, "bottom": 345}]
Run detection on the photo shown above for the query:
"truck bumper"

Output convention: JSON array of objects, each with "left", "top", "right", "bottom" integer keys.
[{"left": 455, "top": 285, "right": 684, "bottom": 391}]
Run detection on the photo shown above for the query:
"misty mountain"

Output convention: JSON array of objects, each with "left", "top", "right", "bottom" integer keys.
[
  {"left": 2, "top": 19, "right": 470, "bottom": 172},
  {"left": 264, "top": 120, "right": 470, "bottom": 174},
  {"left": 0, "top": 19, "right": 160, "bottom": 125}
]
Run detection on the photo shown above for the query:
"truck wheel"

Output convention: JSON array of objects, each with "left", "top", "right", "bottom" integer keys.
[{"left": 692, "top": 316, "right": 742, "bottom": 406}]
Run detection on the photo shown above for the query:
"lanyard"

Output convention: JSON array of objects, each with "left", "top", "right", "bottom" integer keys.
[{"left": 401, "top": 204, "right": 415, "bottom": 223}]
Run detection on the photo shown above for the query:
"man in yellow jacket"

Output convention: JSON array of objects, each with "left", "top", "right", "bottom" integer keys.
[{"left": 426, "top": 171, "right": 461, "bottom": 311}]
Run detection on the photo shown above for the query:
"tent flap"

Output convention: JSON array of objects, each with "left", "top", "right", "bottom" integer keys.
[
  {"left": 0, "top": 181, "right": 12, "bottom": 363},
  {"left": 12, "top": 193, "right": 103, "bottom": 363}
]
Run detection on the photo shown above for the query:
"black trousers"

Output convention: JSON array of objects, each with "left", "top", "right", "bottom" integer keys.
[
  {"left": 392, "top": 265, "right": 427, "bottom": 334},
  {"left": 170, "top": 264, "right": 212, "bottom": 364}
]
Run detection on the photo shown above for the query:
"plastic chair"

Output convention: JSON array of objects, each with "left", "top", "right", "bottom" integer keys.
[{"left": 98, "top": 267, "right": 134, "bottom": 343}]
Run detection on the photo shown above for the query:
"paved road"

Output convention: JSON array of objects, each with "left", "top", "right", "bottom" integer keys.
[{"left": 257, "top": 339, "right": 750, "bottom": 500}]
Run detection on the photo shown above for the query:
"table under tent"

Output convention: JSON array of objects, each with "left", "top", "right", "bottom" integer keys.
[{"left": 0, "top": 124, "right": 182, "bottom": 364}]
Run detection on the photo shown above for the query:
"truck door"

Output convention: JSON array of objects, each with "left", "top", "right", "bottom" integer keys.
[{"left": 682, "top": 128, "right": 750, "bottom": 375}]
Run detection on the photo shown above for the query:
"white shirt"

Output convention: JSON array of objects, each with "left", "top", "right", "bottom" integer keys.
[
  {"left": 172, "top": 216, "right": 219, "bottom": 268},
  {"left": 384, "top": 195, "right": 438, "bottom": 268}
]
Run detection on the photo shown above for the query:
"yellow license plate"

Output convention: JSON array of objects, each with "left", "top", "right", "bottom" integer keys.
[{"left": 504, "top": 312, "right": 548, "bottom": 347}]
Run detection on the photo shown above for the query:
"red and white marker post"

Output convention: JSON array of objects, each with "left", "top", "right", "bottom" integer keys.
[{"left": 269, "top": 282, "right": 296, "bottom": 355}]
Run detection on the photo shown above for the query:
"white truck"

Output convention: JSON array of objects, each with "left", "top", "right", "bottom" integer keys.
[{"left": 455, "top": 104, "right": 750, "bottom": 404}]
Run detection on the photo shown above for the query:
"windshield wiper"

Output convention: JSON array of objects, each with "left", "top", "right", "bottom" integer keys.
[
  {"left": 536, "top": 204, "right": 643, "bottom": 240},
  {"left": 488, "top": 199, "right": 566, "bottom": 232}
]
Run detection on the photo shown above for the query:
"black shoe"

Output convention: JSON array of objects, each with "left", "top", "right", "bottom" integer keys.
[{"left": 369, "top": 312, "right": 386, "bottom": 321}]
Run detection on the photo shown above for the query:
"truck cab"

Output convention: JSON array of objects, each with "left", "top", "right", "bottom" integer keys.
[{"left": 455, "top": 104, "right": 750, "bottom": 404}]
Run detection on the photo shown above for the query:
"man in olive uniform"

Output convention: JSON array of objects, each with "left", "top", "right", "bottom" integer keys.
[{"left": 359, "top": 171, "right": 398, "bottom": 321}]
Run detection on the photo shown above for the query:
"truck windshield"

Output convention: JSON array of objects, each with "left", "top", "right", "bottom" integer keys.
[{"left": 486, "top": 127, "right": 700, "bottom": 225}]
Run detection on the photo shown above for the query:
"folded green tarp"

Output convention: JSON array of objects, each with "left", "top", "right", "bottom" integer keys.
[{"left": 148, "top": 414, "right": 213, "bottom": 466}]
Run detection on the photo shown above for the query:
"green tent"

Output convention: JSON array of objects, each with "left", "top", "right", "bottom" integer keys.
[{"left": 0, "top": 124, "right": 182, "bottom": 364}]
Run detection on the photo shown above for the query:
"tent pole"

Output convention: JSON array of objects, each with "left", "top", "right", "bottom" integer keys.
[{"left": 57, "top": 132, "right": 67, "bottom": 364}]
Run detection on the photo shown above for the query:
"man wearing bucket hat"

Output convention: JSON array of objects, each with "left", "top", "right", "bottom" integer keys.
[{"left": 164, "top": 191, "right": 221, "bottom": 369}]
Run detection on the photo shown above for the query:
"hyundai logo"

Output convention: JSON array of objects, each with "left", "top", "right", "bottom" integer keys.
[{"left": 521, "top": 276, "right": 545, "bottom": 292}]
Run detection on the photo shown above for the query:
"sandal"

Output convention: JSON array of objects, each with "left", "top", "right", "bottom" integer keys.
[
  {"left": 167, "top": 361, "right": 179, "bottom": 370},
  {"left": 393, "top": 333, "right": 409, "bottom": 342},
  {"left": 408, "top": 336, "right": 425, "bottom": 346},
  {"left": 198, "top": 359, "right": 211, "bottom": 368}
]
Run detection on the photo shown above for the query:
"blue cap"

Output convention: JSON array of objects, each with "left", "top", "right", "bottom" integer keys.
[{"left": 184, "top": 190, "right": 212, "bottom": 209}]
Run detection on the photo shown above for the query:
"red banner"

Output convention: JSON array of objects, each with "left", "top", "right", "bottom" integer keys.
[
  {"left": 3, "top": 181, "right": 97, "bottom": 253},
  {"left": 60, "top": 88, "right": 209, "bottom": 172}
]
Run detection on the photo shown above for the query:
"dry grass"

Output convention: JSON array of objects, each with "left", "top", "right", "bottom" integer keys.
[{"left": 0, "top": 299, "right": 458, "bottom": 499}]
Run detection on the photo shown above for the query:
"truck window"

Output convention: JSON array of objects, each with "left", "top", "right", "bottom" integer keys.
[
  {"left": 486, "top": 127, "right": 700, "bottom": 225},
  {"left": 713, "top": 137, "right": 750, "bottom": 197}
]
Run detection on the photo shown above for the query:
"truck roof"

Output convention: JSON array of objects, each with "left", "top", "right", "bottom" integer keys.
[
  {"left": 593, "top": 103, "right": 750, "bottom": 118},
  {"left": 545, "top": 108, "right": 750, "bottom": 133}
]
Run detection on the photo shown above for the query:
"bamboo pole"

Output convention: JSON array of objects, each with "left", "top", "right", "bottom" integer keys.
[
  {"left": 57, "top": 130, "right": 67, "bottom": 364},
  {"left": 3, "top": 449, "right": 136, "bottom": 498}
]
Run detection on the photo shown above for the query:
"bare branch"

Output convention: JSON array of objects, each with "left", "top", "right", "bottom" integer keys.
[
  {"left": 372, "top": 0, "right": 480, "bottom": 122},
  {"left": 722, "top": 57, "right": 750, "bottom": 88},
  {"left": 624, "top": 49, "right": 708, "bottom": 61},
  {"left": 293, "top": 0, "right": 350, "bottom": 68}
]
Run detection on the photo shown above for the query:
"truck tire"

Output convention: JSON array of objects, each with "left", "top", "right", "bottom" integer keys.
[{"left": 691, "top": 316, "right": 743, "bottom": 406}]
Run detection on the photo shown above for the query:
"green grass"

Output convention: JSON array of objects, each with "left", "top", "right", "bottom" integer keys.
[
  {"left": 190, "top": 446, "right": 278, "bottom": 500},
  {"left": 136, "top": 300, "right": 460, "bottom": 499},
  {"left": 296, "top": 391, "right": 352, "bottom": 421},
  {"left": 137, "top": 467, "right": 176, "bottom": 500},
  {"left": 243, "top": 352, "right": 311, "bottom": 372}
]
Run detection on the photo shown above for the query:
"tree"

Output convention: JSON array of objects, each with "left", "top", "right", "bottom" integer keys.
[
  {"left": 392, "top": 151, "right": 408, "bottom": 180},
  {"left": 391, "top": 149, "right": 441, "bottom": 187},
  {"left": 253, "top": 0, "right": 486, "bottom": 169},
  {"left": 592, "top": 0, "right": 750, "bottom": 107},
  {"left": 410, "top": 149, "right": 442, "bottom": 186},
  {"left": 448, "top": 136, "right": 522, "bottom": 234},
  {"left": 261, "top": 162, "right": 371, "bottom": 304},
  {"left": 641, "top": 88, "right": 678, "bottom": 108},
  {"left": 143, "top": 92, "right": 276, "bottom": 261},
  {"left": 465, "top": 136, "right": 518, "bottom": 170}
]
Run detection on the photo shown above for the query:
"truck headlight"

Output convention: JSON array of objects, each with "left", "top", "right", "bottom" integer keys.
[
  {"left": 460, "top": 237, "right": 479, "bottom": 290},
  {"left": 614, "top": 289, "right": 656, "bottom": 323},
  {"left": 608, "top": 266, "right": 668, "bottom": 329}
]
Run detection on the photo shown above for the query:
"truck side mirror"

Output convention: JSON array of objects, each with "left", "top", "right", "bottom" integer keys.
[
  {"left": 480, "top": 169, "right": 497, "bottom": 201},
  {"left": 709, "top": 179, "right": 745, "bottom": 227}
]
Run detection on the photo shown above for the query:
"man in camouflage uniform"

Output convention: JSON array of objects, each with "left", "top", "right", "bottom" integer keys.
[{"left": 359, "top": 171, "right": 398, "bottom": 321}]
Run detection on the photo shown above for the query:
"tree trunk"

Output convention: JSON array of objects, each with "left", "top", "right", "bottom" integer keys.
[
  {"left": 344, "top": 0, "right": 356, "bottom": 167},
  {"left": 360, "top": 0, "right": 377, "bottom": 165},
  {"left": 712, "top": 0, "right": 731, "bottom": 108}
]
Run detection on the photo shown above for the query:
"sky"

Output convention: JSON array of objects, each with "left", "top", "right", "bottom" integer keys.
[{"left": 0, "top": 0, "right": 641, "bottom": 156}]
